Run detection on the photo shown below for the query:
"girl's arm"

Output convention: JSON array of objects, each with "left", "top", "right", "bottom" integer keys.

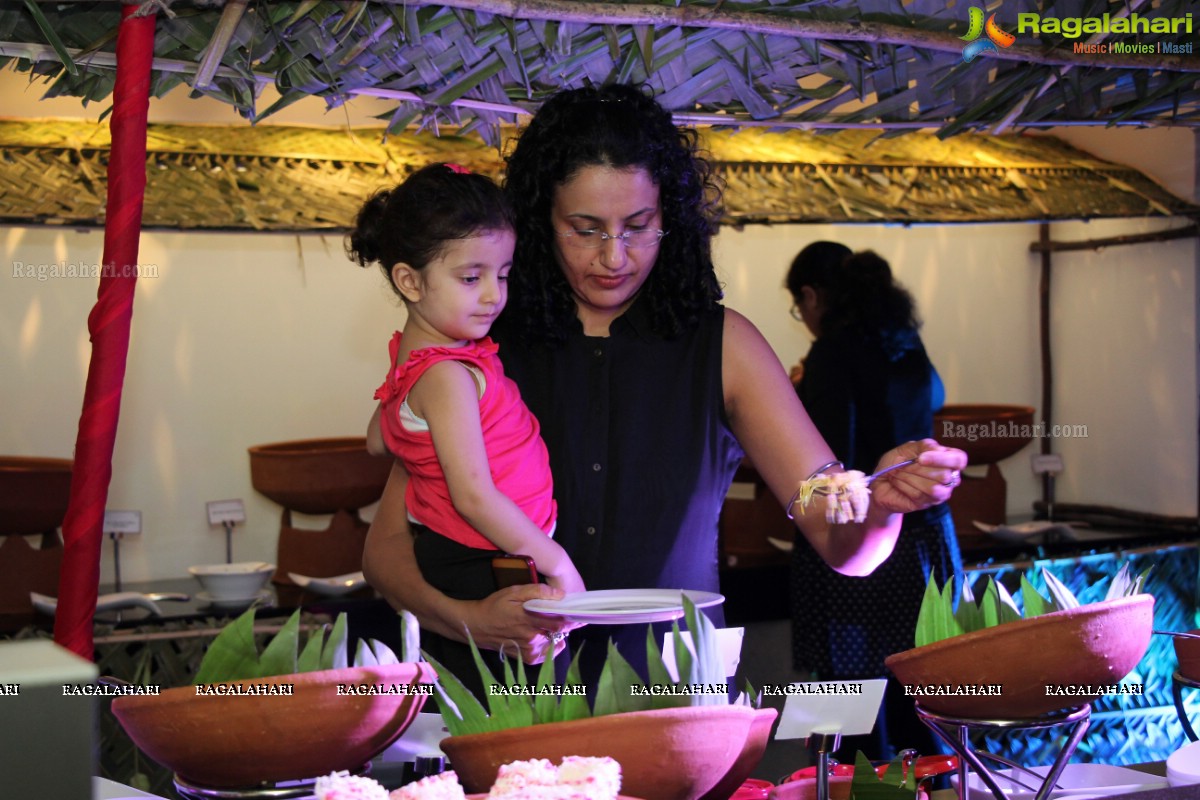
[
  {"left": 410, "top": 361, "right": 586, "bottom": 594},
  {"left": 362, "top": 460, "right": 569, "bottom": 661},
  {"left": 721, "top": 309, "right": 965, "bottom": 576}
]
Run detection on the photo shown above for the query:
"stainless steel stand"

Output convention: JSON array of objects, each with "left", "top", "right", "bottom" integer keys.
[
  {"left": 1172, "top": 670, "right": 1200, "bottom": 742},
  {"left": 805, "top": 730, "right": 842, "bottom": 800},
  {"left": 173, "top": 763, "right": 371, "bottom": 799},
  {"left": 915, "top": 704, "right": 1090, "bottom": 800}
]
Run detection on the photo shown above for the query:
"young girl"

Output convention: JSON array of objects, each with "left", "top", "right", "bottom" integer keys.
[{"left": 349, "top": 164, "right": 584, "bottom": 691}]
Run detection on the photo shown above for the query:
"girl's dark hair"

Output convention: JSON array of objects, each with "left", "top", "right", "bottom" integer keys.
[
  {"left": 502, "top": 83, "right": 724, "bottom": 343},
  {"left": 789, "top": 244, "right": 920, "bottom": 338},
  {"left": 347, "top": 163, "right": 514, "bottom": 295}
]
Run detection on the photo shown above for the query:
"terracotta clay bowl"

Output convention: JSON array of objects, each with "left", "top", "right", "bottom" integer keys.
[
  {"left": 885, "top": 594, "right": 1153, "bottom": 720},
  {"left": 441, "top": 705, "right": 761, "bottom": 800},
  {"left": 0, "top": 455, "right": 73, "bottom": 535},
  {"left": 1173, "top": 629, "right": 1200, "bottom": 682},
  {"left": 699, "top": 707, "right": 778, "bottom": 800},
  {"left": 112, "top": 663, "right": 436, "bottom": 789},
  {"left": 247, "top": 437, "right": 392, "bottom": 515},
  {"left": 932, "top": 404, "right": 1035, "bottom": 464}
]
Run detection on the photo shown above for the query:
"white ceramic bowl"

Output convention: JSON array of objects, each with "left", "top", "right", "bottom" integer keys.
[
  {"left": 187, "top": 561, "right": 274, "bottom": 600},
  {"left": 1169, "top": 740, "right": 1200, "bottom": 787}
]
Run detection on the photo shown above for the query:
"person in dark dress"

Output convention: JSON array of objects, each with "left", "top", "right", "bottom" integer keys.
[
  {"left": 361, "top": 85, "right": 967, "bottom": 696},
  {"left": 787, "top": 243, "right": 963, "bottom": 759}
]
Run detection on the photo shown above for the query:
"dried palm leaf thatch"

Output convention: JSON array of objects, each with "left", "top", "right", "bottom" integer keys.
[{"left": 0, "top": 118, "right": 1194, "bottom": 230}]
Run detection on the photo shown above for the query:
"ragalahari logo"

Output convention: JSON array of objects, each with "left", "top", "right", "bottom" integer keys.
[{"left": 961, "top": 7, "right": 1016, "bottom": 62}]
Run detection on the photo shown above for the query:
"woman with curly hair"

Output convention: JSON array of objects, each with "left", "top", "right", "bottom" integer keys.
[{"left": 363, "top": 83, "right": 966, "bottom": 687}]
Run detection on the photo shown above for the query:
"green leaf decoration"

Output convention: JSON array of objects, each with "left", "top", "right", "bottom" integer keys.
[
  {"left": 644, "top": 625, "right": 691, "bottom": 709},
  {"left": 952, "top": 576, "right": 982, "bottom": 635},
  {"left": 850, "top": 751, "right": 917, "bottom": 799},
  {"left": 595, "top": 639, "right": 654, "bottom": 716},
  {"left": 532, "top": 645, "right": 561, "bottom": 725},
  {"left": 421, "top": 648, "right": 491, "bottom": 737},
  {"left": 296, "top": 623, "right": 325, "bottom": 673},
  {"left": 671, "top": 618, "right": 696, "bottom": 686},
  {"left": 994, "top": 579, "right": 1023, "bottom": 625},
  {"left": 914, "top": 564, "right": 1150, "bottom": 648},
  {"left": 979, "top": 579, "right": 1003, "bottom": 630},
  {"left": 1042, "top": 568, "right": 1082, "bottom": 611},
  {"left": 915, "top": 573, "right": 963, "bottom": 648},
  {"left": 428, "top": 595, "right": 737, "bottom": 735},
  {"left": 1020, "top": 574, "right": 1050, "bottom": 618},
  {"left": 555, "top": 650, "right": 592, "bottom": 723},
  {"left": 321, "top": 612, "right": 348, "bottom": 670},
  {"left": 194, "top": 606, "right": 260, "bottom": 684},
  {"left": 193, "top": 609, "right": 360, "bottom": 684},
  {"left": 256, "top": 610, "right": 301, "bottom": 677},
  {"left": 683, "top": 593, "right": 727, "bottom": 705}
]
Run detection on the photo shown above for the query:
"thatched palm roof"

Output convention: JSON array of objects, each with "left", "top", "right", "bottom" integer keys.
[
  {"left": 1, "top": 2, "right": 1197, "bottom": 226},
  {"left": 1, "top": 0, "right": 1198, "bottom": 139}
]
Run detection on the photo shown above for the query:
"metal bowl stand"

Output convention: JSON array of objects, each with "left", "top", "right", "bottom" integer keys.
[{"left": 915, "top": 703, "right": 1090, "bottom": 800}]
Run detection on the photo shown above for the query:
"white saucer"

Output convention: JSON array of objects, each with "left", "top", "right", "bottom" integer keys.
[
  {"left": 30, "top": 591, "right": 163, "bottom": 617},
  {"left": 524, "top": 588, "right": 724, "bottom": 625},
  {"left": 195, "top": 589, "right": 273, "bottom": 610},
  {"left": 288, "top": 571, "right": 368, "bottom": 597}
]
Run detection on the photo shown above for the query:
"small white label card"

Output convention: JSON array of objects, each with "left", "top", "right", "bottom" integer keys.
[
  {"left": 1031, "top": 453, "right": 1064, "bottom": 475},
  {"left": 102, "top": 510, "right": 142, "bottom": 536},
  {"left": 661, "top": 626, "right": 745, "bottom": 680},
  {"left": 775, "top": 678, "right": 887, "bottom": 739},
  {"left": 206, "top": 498, "right": 246, "bottom": 525}
]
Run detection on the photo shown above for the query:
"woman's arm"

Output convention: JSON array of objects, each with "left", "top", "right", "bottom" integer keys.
[
  {"left": 362, "top": 441, "right": 569, "bottom": 662},
  {"left": 412, "top": 361, "right": 585, "bottom": 594},
  {"left": 721, "top": 309, "right": 965, "bottom": 576}
]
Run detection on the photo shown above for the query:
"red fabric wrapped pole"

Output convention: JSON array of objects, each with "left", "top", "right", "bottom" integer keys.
[{"left": 54, "top": 4, "right": 156, "bottom": 659}]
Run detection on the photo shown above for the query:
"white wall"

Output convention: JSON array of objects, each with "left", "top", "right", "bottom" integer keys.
[
  {"left": 717, "top": 214, "right": 1197, "bottom": 523},
  {"left": 2, "top": 68, "right": 1196, "bottom": 581}
]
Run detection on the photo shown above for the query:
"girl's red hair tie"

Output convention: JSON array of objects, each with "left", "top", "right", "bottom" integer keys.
[{"left": 445, "top": 163, "right": 471, "bottom": 174}]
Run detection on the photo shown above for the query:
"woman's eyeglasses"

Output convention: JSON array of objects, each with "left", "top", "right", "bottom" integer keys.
[{"left": 555, "top": 228, "right": 666, "bottom": 249}]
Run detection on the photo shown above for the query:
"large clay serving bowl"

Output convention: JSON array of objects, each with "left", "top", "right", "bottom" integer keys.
[
  {"left": 885, "top": 594, "right": 1153, "bottom": 719},
  {"left": 933, "top": 404, "right": 1035, "bottom": 465},
  {"left": 0, "top": 455, "right": 73, "bottom": 535},
  {"left": 247, "top": 437, "right": 392, "bottom": 515},
  {"left": 441, "top": 705, "right": 761, "bottom": 800},
  {"left": 112, "top": 662, "right": 436, "bottom": 789}
]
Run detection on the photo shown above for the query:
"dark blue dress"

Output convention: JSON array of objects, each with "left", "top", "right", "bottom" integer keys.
[{"left": 793, "top": 326, "right": 961, "bottom": 759}]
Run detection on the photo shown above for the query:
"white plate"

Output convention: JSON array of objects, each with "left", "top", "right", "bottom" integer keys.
[
  {"left": 950, "top": 763, "right": 1167, "bottom": 800},
  {"left": 524, "top": 588, "right": 724, "bottom": 625},
  {"left": 30, "top": 591, "right": 163, "bottom": 617},
  {"left": 288, "top": 571, "right": 368, "bottom": 597},
  {"left": 195, "top": 589, "right": 273, "bottom": 610}
]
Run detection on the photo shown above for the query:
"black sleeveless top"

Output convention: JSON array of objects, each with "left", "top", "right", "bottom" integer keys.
[{"left": 493, "top": 294, "right": 744, "bottom": 681}]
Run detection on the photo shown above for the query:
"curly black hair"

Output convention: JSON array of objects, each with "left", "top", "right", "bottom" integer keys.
[{"left": 502, "top": 83, "right": 724, "bottom": 344}]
